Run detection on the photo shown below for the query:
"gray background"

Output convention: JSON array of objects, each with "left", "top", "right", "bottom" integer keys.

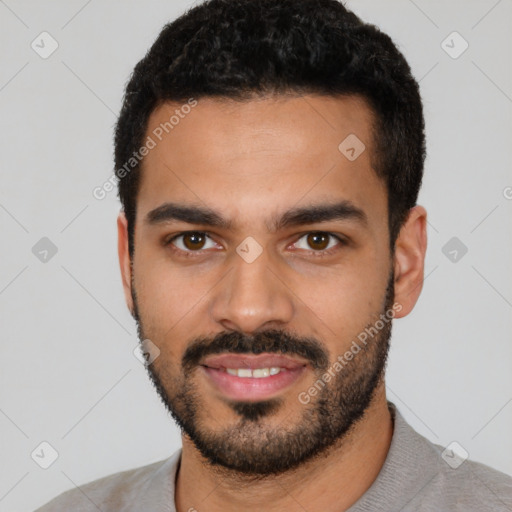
[{"left": 1, "top": 0, "right": 511, "bottom": 510}]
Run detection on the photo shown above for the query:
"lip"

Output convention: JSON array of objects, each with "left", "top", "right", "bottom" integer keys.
[
  {"left": 201, "top": 353, "right": 308, "bottom": 371},
  {"left": 201, "top": 366, "right": 307, "bottom": 401}
]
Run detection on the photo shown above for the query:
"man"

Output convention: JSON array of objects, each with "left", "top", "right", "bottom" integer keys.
[{"left": 35, "top": 0, "right": 512, "bottom": 510}]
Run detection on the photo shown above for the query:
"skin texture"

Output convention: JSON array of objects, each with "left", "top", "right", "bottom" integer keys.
[{"left": 117, "top": 94, "right": 427, "bottom": 512}]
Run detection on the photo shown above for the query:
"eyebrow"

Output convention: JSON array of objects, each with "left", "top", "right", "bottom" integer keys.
[{"left": 144, "top": 200, "right": 368, "bottom": 232}]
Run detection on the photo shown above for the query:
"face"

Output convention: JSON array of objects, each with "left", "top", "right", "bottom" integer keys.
[{"left": 118, "top": 94, "right": 426, "bottom": 476}]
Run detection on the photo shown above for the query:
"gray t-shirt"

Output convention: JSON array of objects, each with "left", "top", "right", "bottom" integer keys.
[{"left": 34, "top": 403, "right": 512, "bottom": 511}]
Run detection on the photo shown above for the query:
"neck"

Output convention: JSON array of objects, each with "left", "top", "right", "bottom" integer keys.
[{"left": 175, "top": 386, "right": 393, "bottom": 512}]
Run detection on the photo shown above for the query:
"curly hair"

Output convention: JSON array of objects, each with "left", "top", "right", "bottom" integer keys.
[{"left": 114, "top": 0, "right": 426, "bottom": 257}]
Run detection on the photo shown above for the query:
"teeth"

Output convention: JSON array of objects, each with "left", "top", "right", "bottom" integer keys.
[
  {"left": 225, "top": 367, "right": 283, "bottom": 378},
  {"left": 253, "top": 368, "right": 270, "bottom": 378}
]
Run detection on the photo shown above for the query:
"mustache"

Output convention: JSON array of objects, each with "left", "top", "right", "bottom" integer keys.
[{"left": 182, "top": 329, "right": 329, "bottom": 373}]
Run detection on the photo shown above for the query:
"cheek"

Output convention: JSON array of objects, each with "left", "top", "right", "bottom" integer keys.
[
  {"left": 132, "top": 247, "right": 218, "bottom": 337},
  {"left": 299, "top": 275, "right": 377, "bottom": 337},
  {"left": 291, "top": 254, "right": 389, "bottom": 344}
]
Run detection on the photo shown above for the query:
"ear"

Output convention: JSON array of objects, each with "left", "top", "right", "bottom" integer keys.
[
  {"left": 117, "top": 211, "right": 134, "bottom": 316},
  {"left": 392, "top": 205, "right": 428, "bottom": 318}
]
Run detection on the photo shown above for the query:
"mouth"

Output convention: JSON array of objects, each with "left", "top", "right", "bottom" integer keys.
[{"left": 200, "top": 353, "right": 309, "bottom": 401}]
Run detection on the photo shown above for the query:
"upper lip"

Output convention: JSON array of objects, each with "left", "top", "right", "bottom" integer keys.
[{"left": 201, "top": 353, "right": 308, "bottom": 370}]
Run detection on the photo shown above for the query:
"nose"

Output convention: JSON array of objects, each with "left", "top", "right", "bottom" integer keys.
[{"left": 209, "top": 246, "right": 295, "bottom": 334}]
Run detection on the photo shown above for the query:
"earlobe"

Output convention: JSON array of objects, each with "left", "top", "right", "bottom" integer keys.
[
  {"left": 392, "top": 205, "right": 428, "bottom": 318},
  {"left": 117, "top": 211, "right": 134, "bottom": 315}
]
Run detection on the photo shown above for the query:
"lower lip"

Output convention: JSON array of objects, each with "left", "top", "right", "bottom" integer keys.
[{"left": 201, "top": 366, "right": 307, "bottom": 401}]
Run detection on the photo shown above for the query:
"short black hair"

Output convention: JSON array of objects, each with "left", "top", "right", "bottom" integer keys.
[{"left": 114, "top": 0, "right": 426, "bottom": 257}]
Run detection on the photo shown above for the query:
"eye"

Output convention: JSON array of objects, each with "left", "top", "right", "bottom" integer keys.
[
  {"left": 292, "top": 232, "right": 345, "bottom": 255},
  {"left": 167, "top": 231, "right": 218, "bottom": 253}
]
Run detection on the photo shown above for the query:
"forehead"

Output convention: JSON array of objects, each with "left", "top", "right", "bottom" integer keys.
[{"left": 136, "top": 94, "right": 386, "bottom": 229}]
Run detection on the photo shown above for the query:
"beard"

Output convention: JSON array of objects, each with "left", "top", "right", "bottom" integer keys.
[{"left": 131, "top": 271, "right": 395, "bottom": 478}]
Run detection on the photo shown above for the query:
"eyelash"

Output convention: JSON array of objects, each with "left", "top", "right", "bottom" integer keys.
[{"left": 164, "top": 231, "right": 347, "bottom": 258}]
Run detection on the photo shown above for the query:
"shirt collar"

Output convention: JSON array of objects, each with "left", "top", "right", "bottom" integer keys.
[{"left": 347, "top": 402, "right": 441, "bottom": 511}]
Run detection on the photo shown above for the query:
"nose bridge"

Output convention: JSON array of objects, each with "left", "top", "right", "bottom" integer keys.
[{"left": 209, "top": 245, "right": 295, "bottom": 333}]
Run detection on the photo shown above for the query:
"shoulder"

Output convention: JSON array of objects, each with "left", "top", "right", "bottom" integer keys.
[
  {"left": 405, "top": 425, "right": 512, "bottom": 510},
  {"left": 33, "top": 452, "right": 180, "bottom": 512},
  {"left": 427, "top": 454, "right": 512, "bottom": 511},
  {"left": 377, "top": 404, "right": 512, "bottom": 511}
]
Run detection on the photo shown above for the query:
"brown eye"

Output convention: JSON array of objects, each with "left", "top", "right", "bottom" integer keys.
[
  {"left": 306, "top": 232, "right": 330, "bottom": 250},
  {"left": 169, "top": 232, "right": 217, "bottom": 252},
  {"left": 182, "top": 232, "right": 206, "bottom": 250},
  {"left": 292, "top": 232, "right": 344, "bottom": 255}
]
